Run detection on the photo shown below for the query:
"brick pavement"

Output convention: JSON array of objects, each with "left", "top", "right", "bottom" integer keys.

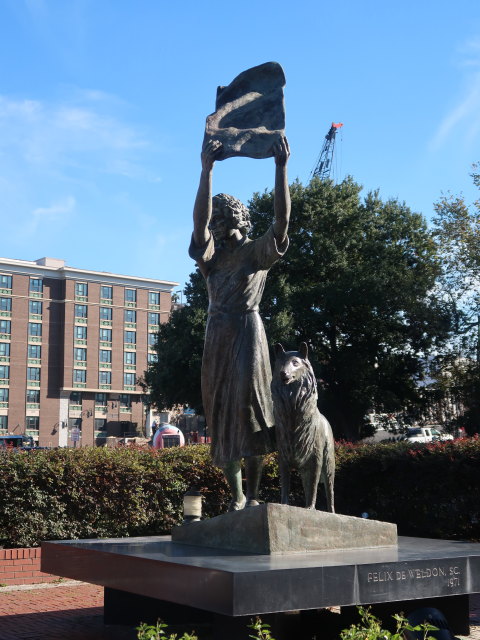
[
  {"left": 0, "top": 581, "right": 135, "bottom": 640},
  {"left": 0, "top": 581, "right": 479, "bottom": 640}
]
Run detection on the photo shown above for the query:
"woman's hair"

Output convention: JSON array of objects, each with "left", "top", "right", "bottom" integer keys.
[{"left": 212, "top": 193, "right": 252, "bottom": 236}]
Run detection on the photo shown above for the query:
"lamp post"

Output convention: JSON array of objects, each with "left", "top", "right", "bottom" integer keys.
[{"left": 182, "top": 488, "right": 203, "bottom": 525}]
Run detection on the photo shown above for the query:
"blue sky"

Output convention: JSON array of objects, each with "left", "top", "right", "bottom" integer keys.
[{"left": 1, "top": 0, "right": 480, "bottom": 293}]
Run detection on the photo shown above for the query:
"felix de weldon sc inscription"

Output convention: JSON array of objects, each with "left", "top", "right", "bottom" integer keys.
[{"left": 358, "top": 559, "right": 466, "bottom": 602}]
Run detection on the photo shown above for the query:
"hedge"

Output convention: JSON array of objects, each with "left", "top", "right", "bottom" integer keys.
[{"left": 0, "top": 438, "right": 479, "bottom": 548}]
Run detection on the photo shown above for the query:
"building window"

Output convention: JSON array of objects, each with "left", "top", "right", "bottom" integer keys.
[
  {"left": 0, "top": 275, "right": 12, "bottom": 289},
  {"left": 75, "top": 304, "right": 87, "bottom": 319},
  {"left": 148, "top": 333, "right": 156, "bottom": 346},
  {"left": 124, "top": 331, "right": 136, "bottom": 344},
  {"left": 74, "top": 347, "right": 87, "bottom": 362},
  {"left": 25, "top": 416, "right": 39, "bottom": 432},
  {"left": 125, "top": 289, "right": 136, "bottom": 303},
  {"left": 75, "top": 282, "right": 88, "bottom": 297},
  {"left": 68, "top": 417, "right": 82, "bottom": 429},
  {"left": 70, "top": 391, "right": 82, "bottom": 404},
  {"left": 95, "top": 393, "right": 107, "bottom": 406},
  {"left": 148, "top": 352, "right": 157, "bottom": 364},
  {"left": 26, "top": 389, "right": 40, "bottom": 403},
  {"left": 0, "top": 415, "right": 7, "bottom": 432},
  {"left": 99, "top": 328, "right": 112, "bottom": 342},
  {"left": 0, "top": 365, "right": 10, "bottom": 379},
  {"left": 73, "top": 369, "right": 86, "bottom": 383},
  {"left": 124, "top": 309, "right": 136, "bottom": 323},
  {"left": 148, "top": 312, "right": 160, "bottom": 326},
  {"left": 29, "top": 300, "right": 42, "bottom": 315},
  {"left": 95, "top": 418, "right": 107, "bottom": 431},
  {"left": 101, "top": 285, "right": 113, "bottom": 300},
  {"left": 0, "top": 297, "right": 12, "bottom": 312},
  {"left": 124, "top": 373, "right": 135, "bottom": 386},
  {"left": 28, "top": 344, "right": 41, "bottom": 359},
  {"left": 149, "top": 291, "right": 160, "bottom": 305},
  {"left": 99, "top": 349, "right": 111, "bottom": 363},
  {"left": 27, "top": 367, "right": 40, "bottom": 381},
  {"left": 124, "top": 351, "right": 136, "bottom": 365},
  {"left": 30, "top": 278, "right": 43, "bottom": 293},
  {"left": 99, "top": 307, "right": 112, "bottom": 321},
  {"left": 0, "top": 343, "right": 10, "bottom": 357},
  {"left": 119, "top": 394, "right": 131, "bottom": 408},
  {"left": 74, "top": 326, "right": 87, "bottom": 340},
  {"left": 28, "top": 323, "right": 42, "bottom": 337},
  {"left": 99, "top": 371, "right": 111, "bottom": 385},
  {"left": 0, "top": 388, "right": 8, "bottom": 402},
  {"left": 0, "top": 320, "right": 11, "bottom": 334}
]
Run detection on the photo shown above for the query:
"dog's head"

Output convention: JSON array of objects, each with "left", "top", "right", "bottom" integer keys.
[{"left": 273, "top": 342, "right": 309, "bottom": 385}]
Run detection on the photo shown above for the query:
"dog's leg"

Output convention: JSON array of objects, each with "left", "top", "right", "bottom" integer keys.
[
  {"left": 322, "top": 443, "right": 336, "bottom": 513},
  {"left": 301, "top": 458, "right": 321, "bottom": 510},
  {"left": 278, "top": 456, "right": 290, "bottom": 505}
]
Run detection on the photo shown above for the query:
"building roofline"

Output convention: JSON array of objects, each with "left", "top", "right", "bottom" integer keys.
[{"left": 0, "top": 257, "right": 179, "bottom": 290}]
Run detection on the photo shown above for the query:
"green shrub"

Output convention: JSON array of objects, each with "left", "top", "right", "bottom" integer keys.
[
  {"left": 331, "top": 438, "right": 480, "bottom": 540},
  {"left": 0, "top": 438, "right": 479, "bottom": 548},
  {"left": 340, "top": 607, "right": 437, "bottom": 640},
  {"left": 134, "top": 608, "right": 437, "bottom": 640},
  {"left": 0, "top": 445, "right": 224, "bottom": 548},
  {"left": 137, "top": 620, "right": 197, "bottom": 640}
]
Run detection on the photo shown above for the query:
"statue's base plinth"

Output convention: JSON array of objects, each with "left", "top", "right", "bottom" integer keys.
[{"left": 171, "top": 503, "right": 397, "bottom": 554}]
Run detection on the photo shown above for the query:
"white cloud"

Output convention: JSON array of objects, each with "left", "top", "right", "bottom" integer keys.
[
  {"left": 0, "top": 91, "right": 148, "bottom": 172},
  {"left": 32, "top": 196, "right": 76, "bottom": 218},
  {"left": 430, "top": 41, "right": 480, "bottom": 151},
  {"left": 459, "top": 38, "right": 480, "bottom": 68},
  {"left": 430, "top": 72, "right": 480, "bottom": 150},
  {"left": 27, "top": 196, "right": 76, "bottom": 234},
  {"left": 0, "top": 87, "right": 164, "bottom": 253}
]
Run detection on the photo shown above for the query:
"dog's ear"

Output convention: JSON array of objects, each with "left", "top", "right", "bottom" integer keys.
[
  {"left": 299, "top": 342, "right": 308, "bottom": 359},
  {"left": 274, "top": 343, "right": 285, "bottom": 356}
]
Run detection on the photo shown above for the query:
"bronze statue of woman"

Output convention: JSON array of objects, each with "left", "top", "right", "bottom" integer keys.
[{"left": 189, "top": 136, "right": 290, "bottom": 511}]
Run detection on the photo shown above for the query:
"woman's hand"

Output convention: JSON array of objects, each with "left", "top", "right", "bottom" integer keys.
[
  {"left": 273, "top": 135, "right": 290, "bottom": 167},
  {"left": 201, "top": 139, "right": 222, "bottom": 172}
]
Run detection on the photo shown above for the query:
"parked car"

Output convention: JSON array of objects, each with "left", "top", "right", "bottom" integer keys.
[
  {"left": 0, "top": 434, "right": 35, "bottom": 449},
  {"left": 404, "top": 427, "right": 454, "bottom": 443}
]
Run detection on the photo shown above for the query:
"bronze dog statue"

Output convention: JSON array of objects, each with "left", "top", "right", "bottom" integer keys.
[{"left": 271, "top": 343, "right": 335, "bottom": 511}]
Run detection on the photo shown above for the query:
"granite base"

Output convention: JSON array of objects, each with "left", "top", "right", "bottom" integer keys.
[
  {"left": 42, "top": 535, "right": 480, "bottom": 616},
  {"left": 172, "top": 503, "right": 398, "bottom": 554}
]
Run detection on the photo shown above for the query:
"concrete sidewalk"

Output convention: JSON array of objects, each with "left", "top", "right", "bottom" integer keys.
[{"left": 0, "top": 580, "right": 479, "bottom": 640}]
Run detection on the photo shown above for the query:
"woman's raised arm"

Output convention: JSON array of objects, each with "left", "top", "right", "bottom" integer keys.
[
  {"left": 193, "top": 139, "right": 222, "bottom": 247},
  {"left": 272, "top": 136, "right": 291, "bottom": 245}
]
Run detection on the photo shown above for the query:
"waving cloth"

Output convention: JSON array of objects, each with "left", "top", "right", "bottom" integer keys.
[{"left": 203, "top": 62, "right": 286, "bottom": 161}]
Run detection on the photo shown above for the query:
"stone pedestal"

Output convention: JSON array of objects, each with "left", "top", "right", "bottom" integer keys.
[
  {"left": 42, "top": 535, "right": 480, "bottom": 636},
  {"left": 172, "top": 503, "right": 397, "bottom": 554}
]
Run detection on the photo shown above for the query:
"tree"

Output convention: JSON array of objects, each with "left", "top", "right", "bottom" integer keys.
[
  {"left": 430, "top": 163, "right": 480, "bottom": 433},
  {"left": 249, "top": 177, "right": 451, "bottom": 439},
  {"left": 143, "top": 269, "right": 207, "bottom": 414},
  {"left": 146, "top": 177, "right": 452, "bottom": 439}
]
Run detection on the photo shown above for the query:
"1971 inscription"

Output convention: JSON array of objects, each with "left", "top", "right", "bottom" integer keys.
[{"left": 367, "top": 565, "right": 461, "bottom": 588}]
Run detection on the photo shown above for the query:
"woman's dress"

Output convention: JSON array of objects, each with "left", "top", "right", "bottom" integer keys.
[{"left": 189, "top": 227, "right": 288, "bottom": 466}]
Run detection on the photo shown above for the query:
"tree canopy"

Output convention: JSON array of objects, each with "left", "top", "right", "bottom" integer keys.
[
  {"left": 430, "top": 163, "right": 480, "bottom": 433},
  {"left": 146, "top": 176, "right": 453, "bottom": 439},
  {"left": 143, "top": 278, "right": 207, "bottom": 414}
]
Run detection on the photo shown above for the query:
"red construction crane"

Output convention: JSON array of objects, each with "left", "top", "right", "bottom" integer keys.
[{"left": 311, "top": 122, "right": 343, "bottom": 181}]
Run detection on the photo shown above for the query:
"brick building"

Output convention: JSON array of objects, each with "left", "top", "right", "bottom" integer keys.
[{"left": 0, "top": 257, "right": 178, "bottom": 447}]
